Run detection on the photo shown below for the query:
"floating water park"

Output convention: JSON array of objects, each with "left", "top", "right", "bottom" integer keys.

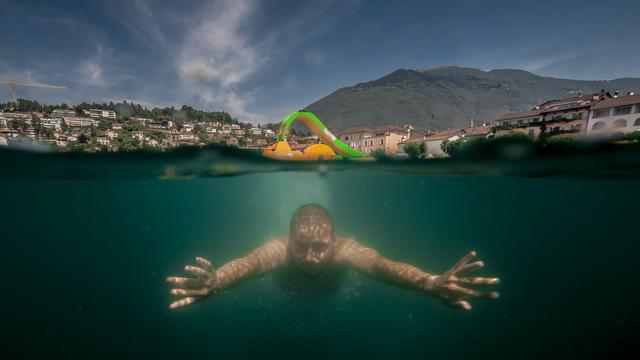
[{"left": 261, "top": 111, "right": 368, "bottom": 160}]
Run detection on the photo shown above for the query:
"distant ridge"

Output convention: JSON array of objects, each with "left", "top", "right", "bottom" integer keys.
[{"left": 304, "top": 66, "right": 640, "bottom": 132}]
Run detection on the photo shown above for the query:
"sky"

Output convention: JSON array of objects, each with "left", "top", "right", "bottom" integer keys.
[{"left": 1, "top": 0, "right": 639, "bottom": 124}]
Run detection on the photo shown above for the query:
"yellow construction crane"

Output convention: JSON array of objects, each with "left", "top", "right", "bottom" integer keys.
[{"left": 0, "top": 77, "right": 66, "bottom": 104}]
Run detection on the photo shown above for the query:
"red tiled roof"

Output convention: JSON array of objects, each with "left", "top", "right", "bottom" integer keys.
[
  {"left": 591, "top": 94, "right": 640, "bottom": 110},
  {"left": 464, "top": 126, "right": 492, "bottom": 137},
  {"left": 497, "top": 109, "right": 542, "bottom": 121},
  {"left": 424, "top": 128, "right": 464, "bottom": 141}
]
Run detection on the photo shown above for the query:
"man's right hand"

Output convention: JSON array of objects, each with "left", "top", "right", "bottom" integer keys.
[{"left": 166, "top": 257, "right": 218, "bottom": 310}]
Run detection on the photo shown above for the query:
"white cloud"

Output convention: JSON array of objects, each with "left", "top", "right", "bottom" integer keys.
[
  {"left": 200, "top": 88, "right": 262, "bottom": 123},
  {"left": 78, "top": 61, "right": 104, "bottom": 86},
  {"left": 175, "top": 0, "right": 361, "bottom": 123},
  {"left": 179, "top": 0, "right": 261, "bottom": 87}
]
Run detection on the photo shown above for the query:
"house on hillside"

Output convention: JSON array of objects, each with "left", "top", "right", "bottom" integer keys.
[{"left": 424, "top": 129, "right": 466, "bottom": 157}]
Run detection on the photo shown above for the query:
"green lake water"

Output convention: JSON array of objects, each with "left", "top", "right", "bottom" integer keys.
[{"left": 1, "top": 144, "right": 639, "bottom": 358}]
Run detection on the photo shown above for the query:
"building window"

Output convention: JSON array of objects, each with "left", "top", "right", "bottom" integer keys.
[
  {"left": 613, "top": 106, "right": 632, "bottom": 115},
  {"left": 379, "top": 139, "right": 384, "bottom": 145},
  {"left": 593, "top": 109, "right": 610, "bottom": 118},
  {"left": 635, "top": 104, "right": 640, "bottom": 113},
  {"left": 591, "top": 121, "right": 606, "bottom": 130},
  {"left": 634, "top": 118, "right": 640, "bottom": 126},
  {"left": 528, "top": 129, "right": 534, "bottom": 137},
  {"left": 613, "top": 119, "right": 627, "bottom": 128}
]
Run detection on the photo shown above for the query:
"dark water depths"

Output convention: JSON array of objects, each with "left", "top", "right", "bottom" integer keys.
[{"left": 1, "top": 145, "right": 639, "bottom": 358}]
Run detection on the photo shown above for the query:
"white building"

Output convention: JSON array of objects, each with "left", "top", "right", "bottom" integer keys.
[
  {"left": 96, "top": 137, "right": 110, "bottom": 146},
  {"left": 206, "top": 127, "right": 217, "bottom": 134},
  {"left": 130, "top": 117, "right": 151, "bottom": 126},
  {"left": 51, "top": 109, "right": 76, "bottom": 117},
  {"left": 178, "top": 133, "right": 195, "bottom": 142},
  {"left": 423, "top": 129, "right": 466, "bottom": 157},
  {"left": 221, "top": 124, "right": 231, "bottom": 135},
  {"left": 263, "top": 129, "right": 275, "bottom": 138},
  {"left": 231, "top": 124, "right": 241, "bottom": 130},
  {"left": 250, "top": 127, "right": 262, "bottom": 136},
  {"left": 148, "top": 120, "right": 172, "bottom": 129},
  {"left": 40, "top": 118, "right": 63, "bottom": 131},
  {"left": 0, "top": 112, "right": 31, "bottom": 120},
  {"left": 63, "top": 117, "right": 97, "bottom": 127},
  {"left": 182, "top": 123, "right": 194, "bottom": 132},
  {"left": 84, "top": 109, "right": 117, "bottom": 119},
  {"left": 111, "top": 123, "right": 123, "bottom": 130},
  {"left": 0, "top": 117, "right": 7, "bottom": 128},
  {"left": 105, "top": 129, "right": 118, "bottom": 139},
  {"left": 586, "top": 93, "right": 640, "bottom": 140},
  {"left": 132, "top": 131, "right": 144, "bottom": 141}
]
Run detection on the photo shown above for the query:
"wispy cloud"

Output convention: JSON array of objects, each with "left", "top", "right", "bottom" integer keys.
[
  {"left": 178, "top": 0, "right": 261, "bottom": 87},
  {"left": 176, "top": 0, "right": 360, "bottom": 123},
  {"left": 519, "top": 52, "right": 579, "bottom": 73}
]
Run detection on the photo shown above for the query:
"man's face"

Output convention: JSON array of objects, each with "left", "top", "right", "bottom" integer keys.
[{"left": 290, "top": 213, "right": 334, "bottom": 275}]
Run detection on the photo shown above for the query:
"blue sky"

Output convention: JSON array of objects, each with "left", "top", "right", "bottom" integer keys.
[{"left": 1, "top": 0, "right": 639, "bottom": 124}]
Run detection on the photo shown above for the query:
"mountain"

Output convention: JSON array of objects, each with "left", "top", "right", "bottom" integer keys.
[{"left": 304, "top": 66, "right": 640, "bottom": 132}]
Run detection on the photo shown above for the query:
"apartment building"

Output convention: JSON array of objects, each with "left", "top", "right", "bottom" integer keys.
[
  {"left": 84, "top": 109, "right": 117, "bottom": 119},
  {"left": 586, "top": 93, "right": 640, "bottom": 139},
  {"left": 40, "top": 118, "right": 63, "bottom": 131},
  {"left": 63, "top": 117, "right": 97, "bottom": 127}
]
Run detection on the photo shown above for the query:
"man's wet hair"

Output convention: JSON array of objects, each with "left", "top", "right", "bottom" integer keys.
[{"left": 290, "top": 204, "right": 334, "bottom": 236}]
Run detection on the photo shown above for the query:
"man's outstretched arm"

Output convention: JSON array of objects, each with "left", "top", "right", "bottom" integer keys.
[
  {"left": 166, "top": 238, "right": 288, "bottom": 309},
  {"left": 334, "top": 237, "right": 499, "bottom": 310}
]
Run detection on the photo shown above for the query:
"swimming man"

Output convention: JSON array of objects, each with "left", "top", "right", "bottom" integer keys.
[{"left": 167, "top": 204, "right": 499, "bottom": 310}]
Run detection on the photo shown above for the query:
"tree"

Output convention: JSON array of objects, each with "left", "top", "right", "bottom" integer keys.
[
  {"left": 441, "top": 138, "right": 466, "bottom": 157},
  {"left": 371, "top": 149, "right": 387, "bottom": 159},
  {"left": 623, "top": 132, "right": 640, "bottom": 142},
  {"left": 404, "top": 142, "right": 425, "bottom": 159}
]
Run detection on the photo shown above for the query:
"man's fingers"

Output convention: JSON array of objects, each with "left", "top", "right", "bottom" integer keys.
[
  {"left": 445, "top": 300, "right": 472, "bottom": 311},
  {"left": 184, "top": 265, "right": 208, "bottom": 277},
  {"left": 446, "top": 283, "right": 480, "bottom": 297},
  {"left": 447, "top": 284, "right": 500, "bottom": 299},
  {"left": 441, "top": 251, "right": 477, "bottom": 279},
  {"left": 169, "top": 297, "right": 198, "bottom": 309},
  {"left": 459, "top": 261, "right": 484, "bottom": 274},
  {"left": 166, "top": 276, "right": 201, "bottom": 288},
  {"left": 170, "top": 288, "right": 209, "bottom": 297},
  {"left": 457, "top": 277, "right": 500, "bottom": 286},
  {"left": 196, "top": 257, "right": 213, "bottom": 272}
]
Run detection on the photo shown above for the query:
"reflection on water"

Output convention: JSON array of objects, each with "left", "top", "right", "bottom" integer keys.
[{"left": 0, "top": 145, "right": 639, "bottom": 358}]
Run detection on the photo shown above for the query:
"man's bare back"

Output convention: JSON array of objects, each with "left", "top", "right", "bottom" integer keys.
[{"left": 167, "top": 204, "right": 499, "bottom": 310}]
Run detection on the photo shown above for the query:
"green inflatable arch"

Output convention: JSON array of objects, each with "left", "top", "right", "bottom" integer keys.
[{"left": 276, "top": 111, "right": 367, "bottom": 158}]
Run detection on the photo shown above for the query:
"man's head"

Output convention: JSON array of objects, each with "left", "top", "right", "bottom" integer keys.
[{"left": 289, "top": 204, "right": 335, "bottom": 275}]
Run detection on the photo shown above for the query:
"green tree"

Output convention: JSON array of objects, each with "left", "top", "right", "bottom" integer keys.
[
  {"left": 404, "top": 142, "right": 425, "bottom": 159},
  {"left": 623, "top": 132, "right": 640, "bottom": 142},
  {"left": 440, "top": 138, "right": 466, "bottom": 157},
  {"left": 371, "top": 149, "right": 387, "bottom": 159}
]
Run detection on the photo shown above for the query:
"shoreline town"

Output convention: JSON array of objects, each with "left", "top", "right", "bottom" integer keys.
[{"left": 1, "top": 90, "right": 639, "bottom": 157}]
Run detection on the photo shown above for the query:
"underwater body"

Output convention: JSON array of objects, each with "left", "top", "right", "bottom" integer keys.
[{"left": 1, "top": 144, "right": 639, "bottom": 359}]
